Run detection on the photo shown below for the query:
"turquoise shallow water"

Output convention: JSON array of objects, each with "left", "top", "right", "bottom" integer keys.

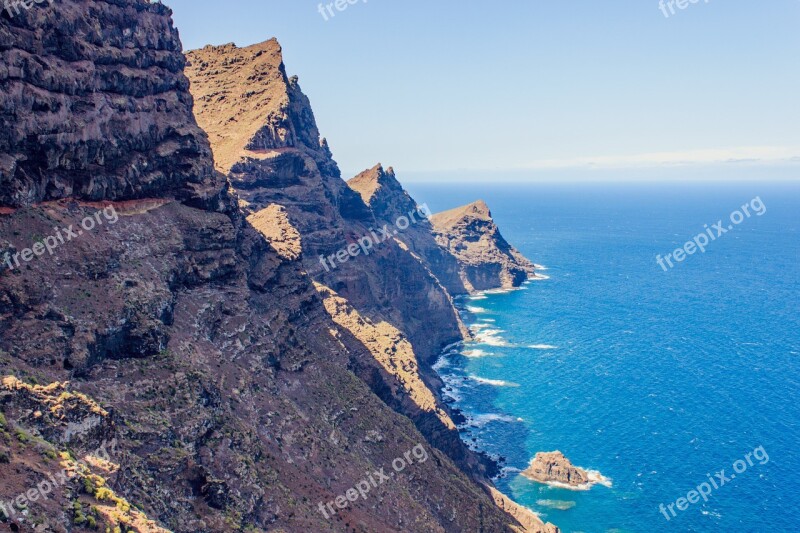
[{"left": 407, "top": 182, "right": 800, "bottom": 532}]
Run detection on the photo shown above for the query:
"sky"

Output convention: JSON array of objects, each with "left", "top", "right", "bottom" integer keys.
[{"left": 166, "top": 0, "right": 800, "bottom": 182}]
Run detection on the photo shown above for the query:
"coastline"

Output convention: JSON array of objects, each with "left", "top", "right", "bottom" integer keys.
[{"left": 433, "top": 269, "right": 550, "bottom": 496}]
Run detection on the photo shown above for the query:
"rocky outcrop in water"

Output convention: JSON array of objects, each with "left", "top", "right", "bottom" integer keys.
[
  {"left": 522, "top": 451, "right": 591, "bottom": 487},
  {"left": 430, "top": 200, "right": 536, "bottom": 291}
]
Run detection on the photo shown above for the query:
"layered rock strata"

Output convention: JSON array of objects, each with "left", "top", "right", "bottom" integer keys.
[
  {"left": 430, "top": 200, "right": 536, "bottom": 291},
  {"left": 0, "top": 2, "right": 557, "bottom": 532},
  {"left": 0, "top": 0, "right": 227, "bottom": 210}
]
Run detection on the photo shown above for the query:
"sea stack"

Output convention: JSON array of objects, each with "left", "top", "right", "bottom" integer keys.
[{"left": 522, "top": 451, "right": 592, "bottom": 487}]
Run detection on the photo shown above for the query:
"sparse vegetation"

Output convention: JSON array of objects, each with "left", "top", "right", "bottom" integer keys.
[
  {"left": 15, "top": 428, "right": 29, "bottom": 443},
  {"left": 83, "top": 477, "right": 97, "bottom": 496}
]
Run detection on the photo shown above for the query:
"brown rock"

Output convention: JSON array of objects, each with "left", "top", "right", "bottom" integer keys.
[
  {"left": 522, "top": 451, "right": 590, "bottom": 487},
  {"left": 348, "top": 163, "right": 469, "bottom": 295},
  {"left": 430, "top": 200, "right": 536, "bottom": 291},
  {"left": 0, "top": 4, "right": 558, "bottom": 531}
]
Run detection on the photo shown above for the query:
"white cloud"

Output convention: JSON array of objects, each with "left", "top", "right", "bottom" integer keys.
[{"left": 519, "top": 146, "right": 800, "bottom": 170}]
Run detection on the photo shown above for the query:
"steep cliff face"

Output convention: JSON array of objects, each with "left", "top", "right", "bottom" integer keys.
[
  {"left": 348, "top": 164, "right": 468, "bottom": 296},
  {"left": 430, "top": 200, "right": 537, "bottom": 291},
  {"left": 185, "top": 41, "right": 460, "bottom": 359},
  {"left": 0, "top": 0, "right": 227, "bottom": 210},
  {"left": 185, "top": 42, "right": 477, "bottom": 465},
  {"left": 0, "top": 3, "right": 557, "bottom": 532}
]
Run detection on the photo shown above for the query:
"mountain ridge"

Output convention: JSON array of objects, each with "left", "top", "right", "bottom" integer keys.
[{"left": 0, "top": 10, "right": 557, "bottom": 532}]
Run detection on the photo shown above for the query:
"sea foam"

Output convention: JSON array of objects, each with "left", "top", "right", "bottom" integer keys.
[{"left": 469, "top": 375, "right": 520, "bottom": 387}]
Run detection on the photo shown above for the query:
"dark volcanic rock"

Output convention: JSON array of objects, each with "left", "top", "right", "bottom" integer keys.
[
  {"left": 348, "top": 163, "right": 469, "bottom": 295},
  {"left": 0, "top": 0, "right": 227, "bottom": 210},
  {"left": 0, "top": 5, "right": 557, "bottom": 533}
]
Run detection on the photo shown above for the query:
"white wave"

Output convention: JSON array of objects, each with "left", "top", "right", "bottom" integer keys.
[
  {"left": 529, "top": 273, "right": 550, "bottom": 281},
  {"left": 463, "top": 413, "right": 524, "bottom": 428},
  {"left": 441, "top": 340, "right": 464, "bottom": 353},
  {"left": 462, "top": 349, "right": 493, "bottom": 358},
  {"left": 480, "top": 287, "right": 517, "bottom": 295},
  {"left": 493, "top": 465, "right": 522, "bottom": 481},
  {"left": 466, "top": 306, "right": 489, "bottom": 313},
  {"left": 469, "top": 375, "right": 519, "bottom": 387},
  {"left": 468, "top": 294, "right": 488, "bottom": 300},
  {"left": 439, "top": 374, "right": 465, "bottom": 402},
  {"left": 432, "top": 355, "right": 450, "bottom": 372},
  {"left": 474, "top": 329, "right": 514, "bottom": 347},
  {"left": 528, "top": 344, "right": 558, "bottom": 350},
  {"left": 479, "top": 318, "right": 496, "bottom": 323}
]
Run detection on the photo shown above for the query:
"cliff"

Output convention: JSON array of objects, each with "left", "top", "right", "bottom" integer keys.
[
  {"left": 0, "top": 4, "right": 554, "bottom": 532},
  {"left": 185, "top": 41, "right": 478, "bottom": 471},
  {"left": 185, "top": 39, "right": 553, "bottom": 531},
  {"left": 347, "top": 164, "right": 467, "bottom": 295},
  {"left": 0, "top": 0, "right": 227, "bottom": 211},
  {"left": 430, "top": 200, "right": 536, "bottom": 291}
]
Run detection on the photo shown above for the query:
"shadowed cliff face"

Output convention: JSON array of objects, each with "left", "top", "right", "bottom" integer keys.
[
  {"left": 348, "top": 164, "right": 469, "bottom": 296},
  {"left": 186, "top": 39, "right": 557, "bottom": 532},
  {"left": 185, "top": 37, "right": 484, "bottom": 478},
  {"left": 0, "top": 3, "right": 559, "bottom": 532},
  {"left": 0, "top": 0, "right": 227, "bottom": 210}
]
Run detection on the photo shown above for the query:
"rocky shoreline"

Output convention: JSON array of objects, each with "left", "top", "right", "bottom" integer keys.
[{"left": 1, "top": 4, "right": 557, "bottom": 532}]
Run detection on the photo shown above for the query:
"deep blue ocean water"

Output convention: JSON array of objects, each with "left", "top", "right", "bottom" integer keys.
[{"left": 406, "top": 182, "right": 800, "bottom": 533}]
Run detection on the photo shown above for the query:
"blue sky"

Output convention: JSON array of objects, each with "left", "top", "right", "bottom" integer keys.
[{"left": 167, "top": 0, "right": 800, "bottom": 181}]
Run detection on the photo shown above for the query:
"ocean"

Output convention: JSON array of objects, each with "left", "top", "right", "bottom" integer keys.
[{"left": 406, "top": 181, "right": 800, "bottom": 532}]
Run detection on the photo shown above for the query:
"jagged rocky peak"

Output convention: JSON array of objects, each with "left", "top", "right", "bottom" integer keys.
[
  {"left": 185, "top": 39, "right": 327, "bottom": 173},
  {"left": 186, "top": 38, "right": 368, "bottom": 219},
  {"left": 348, "top": 163, "right": 420, "bottom": 220},
  {"left": 430, "top": 199, "right": 536, "bottom": 291},
  {"left": 0, "top": 0, "right": 226, "bottom": 209},
  {"left": 348, "top": 163, "right": 399, "bottom": 204}
]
